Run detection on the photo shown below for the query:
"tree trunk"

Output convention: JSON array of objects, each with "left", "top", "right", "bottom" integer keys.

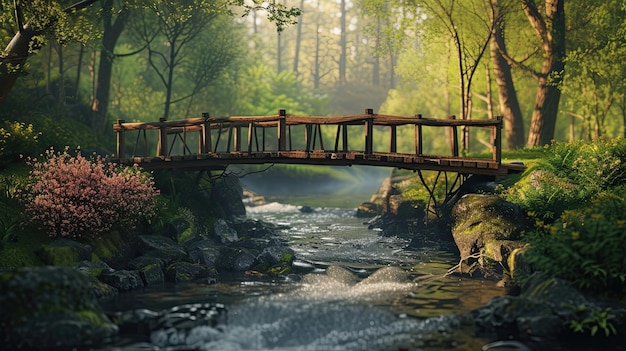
[
  {"left": 490, "top": 4, "right": 525, "bottom": 148},
  {"left": 523, "top": 0, "right": 566, "bottom": 147},
  {"left": 93, "top": 2, "right": 129, "bottom": 132},
  {"left": 0, "top": 26, "right": 38, "bottom": 105},
  {"left": 339, "top": 0, "right": 347, "bottom": 84},
  {"left": 292, "top": 0, "right": 304, "bottom": 73}
]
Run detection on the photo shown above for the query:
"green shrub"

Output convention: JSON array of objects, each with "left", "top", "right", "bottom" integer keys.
[
  {"left": 505, "top": 138, "right": 626, "bottom": 221},
  {"left": 524, "top": 193, "right": 626, "bottom": 293},
  {"left": 0, "top": 121, "right": 41, "bottom": 168}
]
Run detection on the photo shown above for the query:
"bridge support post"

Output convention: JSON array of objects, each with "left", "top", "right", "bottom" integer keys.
[
  {"left": 158, "top": 117, "right": 168, "bottom": 157},
  {"left": 414, "top": 114, "right": 423, "bottom": 156},
  {"left": 493, "top": 116, "right": 502, "bottom": 163},
  {"left": 201, "top": 113, "right": 212, "bottom": 154},
  {"left": 449, "top": 115, "right": 459, "bottom": 157},
  {"left": 116, "top": 119, "right": 125, "bottom": 159},
  {"left": 365, "top": 108, "right": 374, "bottom": 155},
  {"left": 278, "top": 109, "right": 287, "bottom": 151}
]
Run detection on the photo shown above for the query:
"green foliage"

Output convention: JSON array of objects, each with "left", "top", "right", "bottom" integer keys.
[
  {"left": 230, "top": 64, "right": 327, "bottom": 116},
  {"left": 0, "top": 172, "right": 28, "bottom": 249},
  {"left": 523, "top": 193, "right": 626, "bottom": 293},
  {"left": 505, "top": 138, "right": 626, "bottom": 221},
  {"left": 503, "top": 139, "right": 626, "bottom": 294},
  {"left": 567, "top": 305, "right": 618, "bottom": 337},
  {"left": 0, "top": 121, "right": 41, "bottom": 168}
]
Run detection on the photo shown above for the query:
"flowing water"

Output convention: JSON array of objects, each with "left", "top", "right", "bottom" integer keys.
[{"left": 101, "top": 202, "right": 507, "bottom": 351}]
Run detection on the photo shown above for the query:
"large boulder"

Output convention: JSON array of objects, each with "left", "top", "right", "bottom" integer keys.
[
  {"left": 451, "top": 194, "right": 528, "bottom": 279},
  {"left": 165, "top": 262, "right": 217, "bottom": 283},
  {"left": 137, "top": 235, "right": 188, "bottom": 264},
  {"left": 99, "top": 269, "right": 143, "bottom": 291},
  {"left": 0, "top": 267, "right": 118, "bottom": 349},
  {"left": 37, "top": 238, "right": 92, "bottom": 266},
  {"left": 212, "top": 174, "right": 246, "bottom": 218},
  {"left": 127, "top": 256, "right": 166, "bottom": 286},
  {"left": 469, "top": 272, "right": 626, "bottom": 343}
]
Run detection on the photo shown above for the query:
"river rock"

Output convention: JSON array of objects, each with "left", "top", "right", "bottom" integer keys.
[
  {"left": 256, "top": 245, "right": 295, "bottom": 266},
  {"left": 137, "top": 235, "right": 188, "bottom": 264},
  {"left": 214, "top": 218, "right": 239, "bottom": 243},
  {"left": 356, "top": 202, "right": 380, "bottom": 218},
  {"left": 127, "top": 256, "right": 166, "bottom": 286},
  {"left": 186, "top": 240, "right": 220, "bottom": 267},
  {"left": 469, "top": 272, "right": 626, "bottom": 342},
  {"left": 217, "top": 247, "right": 257, "bottom": 272},
  {"left": 165, "top": 262, "right": 217, "bottom": 283},
  {"left": 164, "top": 217, "right": 193, "bottom": 244},
  {"left": 212, "top": 174, "right": 246, "bottom": 218},
  {"left": 99, "top": 269, "right": 144, "bottom": 291},
  {"left": 0, "top": 266, "right": 118, "bottom": 349},
  {"left": 37, "top": 238, "right": 92, "bottom": 266},
  {"left": 451, "top": 194, "right": 528, "bottom": 279},
  {"left": 231, "top": 217, "right": 281, "bottom": 238}
]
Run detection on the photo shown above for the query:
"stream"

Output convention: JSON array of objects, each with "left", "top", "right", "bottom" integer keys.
[{"left": 101, "top": 201, "right": 506, "bottom": 350}]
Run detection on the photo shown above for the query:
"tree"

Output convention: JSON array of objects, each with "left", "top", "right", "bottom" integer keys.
[
  {"left": 91, "top": 0, "right": 131, "bottom": 133},
  {"left": 490, "top": 0, "right": 525, "bottom": 148},
  {"left": 519, "top": 0, "right": 566, "bottom": 147},
  {"left": 0, "top": 0, "right": 98, "bottom": 106},
  {"left": 417, "top": 0, "right": 496, "bottom": 151},
  {"left": 562, "top": 1, "right": 626, "bottom": 140}
]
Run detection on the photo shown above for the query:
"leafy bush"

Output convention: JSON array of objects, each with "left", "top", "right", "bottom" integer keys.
[
  {"left": 523, "top": 193, "right": 626, "bottom": 293},
  {"left": 505, "top": 138, "right": 626, "bottom": 221},
  {"left": 20, "top": 148, "right": 159, "bottom": 240},
  {"left": 0, "top": 121, "right": 41, "bottom": 168}
]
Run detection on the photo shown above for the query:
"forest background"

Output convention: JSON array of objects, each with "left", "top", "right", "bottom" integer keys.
[{"left": 1, "top": 0, "right": 625, "bottom": 164}]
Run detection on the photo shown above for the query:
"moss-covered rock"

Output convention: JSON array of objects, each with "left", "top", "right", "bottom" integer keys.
[
  {"left": 37, "top": 238, "right": 92, "bottom": 266},
  {"left": 165, "top": 261, "right": 216, "bottom": 283},
  {"left": 89, "top": 230, "right": 139, "bottom": 269},
  {"left": 451, "top": 194, "right": 528, "bottom": 279},
  {"left": 127, "top": 256, "right": 166, "bottom": 286},
  {"left": 0, "top": 266, "right": 118, "bottom": 349}
]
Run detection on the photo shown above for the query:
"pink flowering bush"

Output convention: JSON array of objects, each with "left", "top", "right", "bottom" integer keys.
[{"left": 20, "top": 148, "right": 159, "bottom": 240}]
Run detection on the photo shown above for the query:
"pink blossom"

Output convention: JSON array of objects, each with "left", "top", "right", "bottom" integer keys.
[{"left": 20, "top": 149, "right": 160, "bottom": 240}]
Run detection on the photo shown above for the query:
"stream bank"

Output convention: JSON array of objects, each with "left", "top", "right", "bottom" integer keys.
[{"left": 2, "top": 168, "right": 626, "bottom": 350}]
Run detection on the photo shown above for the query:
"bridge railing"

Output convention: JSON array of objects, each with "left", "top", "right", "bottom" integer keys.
[{"left": 113, "top": 109, "right": 503, "bottom": 164}]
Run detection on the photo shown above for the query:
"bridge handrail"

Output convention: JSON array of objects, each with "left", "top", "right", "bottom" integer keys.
[{"left": 113, "top": 109, "right": 503, "bottom": 164}]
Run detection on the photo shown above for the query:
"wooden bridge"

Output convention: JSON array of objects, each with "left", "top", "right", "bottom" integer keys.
[{"left": 113, "top": 109, "right": 525, "bottom": 177}]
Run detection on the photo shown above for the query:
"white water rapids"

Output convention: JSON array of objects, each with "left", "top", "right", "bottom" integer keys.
[{"left": 102, "top": 201, "right": 503, "bottom": 351}]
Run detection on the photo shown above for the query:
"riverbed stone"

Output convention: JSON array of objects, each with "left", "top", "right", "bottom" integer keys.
[
  {"left": 0, "top": 266, "right": 118, "bottom": 349},
  {"left": 469, "top": 272, "right": 626, "bottom": 342},
  {"left": 37, "top": 238, "right": 92, "bottom": 266},
  {"left": 451, "top": 194, "right": 528, "bottom": 278},
  {"left": 137, "top": 235, "right": 188, "bottom": 264},
  {"left": 165, "top": 262, "right": 217, "bottom": 283},
  {"left": 127, "top": 256, "right": 166, "bottom": 286},
  {"left": 99, "top": 269, "right": 143, "bottom": 291},
  {"left": 212, "top": 174, "right": 246, "bottom": 218},
  {"left": 232, "top": 217, "right": 282, "bottom": 238},
  {"left": 214, "top": 218, "right": 239, "bottom": 243},
  {"left": 217, "top": 247, "right": 257, "bottom": 272},
  {"left": 356, "top": 201, "right": 380, "bottom": 218}
]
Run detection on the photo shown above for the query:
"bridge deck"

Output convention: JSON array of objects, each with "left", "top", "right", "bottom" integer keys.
[{"left": 114, "top": 110, "right": 525, "bottom": 177}]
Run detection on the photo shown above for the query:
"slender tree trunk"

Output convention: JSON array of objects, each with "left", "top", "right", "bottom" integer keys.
[
  {"left": 373, "top": 18, "right": 380, "bottom": 86},
  {"left": 0, "top": 0, "right": 99, "bottom": 107},
  {"left": 73, "top": 45, "right": 84, "bottom": 104},
  {"left": 339, "top": 0, "right": 347, "bottom": 84},
  {"left": 93, "top": 2, "right": 129, "bottom": 132},
  {"left": 57, "top": 44, "right": 65, "bottom": 105},
  {"left": 292, "top": 0, "right": 304, "bottom": 73},
  {"left": 490, "top": 2, "right": 525, "bottom": 148},
  {"left": 523, "top": 0, "right": 566, "bottom": 147}
]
